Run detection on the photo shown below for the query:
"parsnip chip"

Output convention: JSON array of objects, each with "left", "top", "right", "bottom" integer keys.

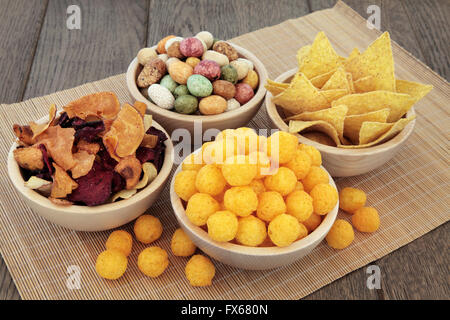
[
  {"left": 13, "top": 124, "right": 35, "bottom": 146},
  {"left": 111, "top": 189, "right": 137, "bottom": 202},
  {"left": 272, "top": 72, "right": 329, "bottom": 114},
  {"left": 344, "top": 109, "right": 390, "bottom": 144},
  {"left": 29, "top": 104, "right": 57, "bottom": 139},
  {"left": 302, "top": 131, "right": 337, "bottom": 147},
  {"left": 332, "top": 91, "right": 415, "bottom": 122},
  {"left": 71, "top": 150, "right": 96, "bottom": 179},
  {"left": 114, "top": 155, "right": 142, "bottom": 190},
  {"left": 135, "top": 162, "right": 158, "bottom": 189},
  {"left": 140, "top": 134, "right": 159, "bottom": 148},
  {"left": 51, "top": 163, "right": 78, "bottom": 198},
  {"left": 289, "top": 120, "right": 342, "bottom": 146},
  {"left": 143, "top": 114, "right": 153, "bottom": 132},
  {"left": 309, "top": 69, "right": 337, "bottom": 88},
  {"left": 395, "top": 79, "right": 433, "bottom": 103},
  {"left": 320, "top": 89, "right": 349, "bottom": 104},
  {"left": 13, "top": 147, "right": 44, "bottom": 171},
  {"left": 49, "top": 197, "right": 73, "bottom": 206},
  {"left": 353, "top": 75, "right": 375, "bottom": 93},
  {"left": 25, "top": 176, "right": 51, "bottom": 189},
  {"left": 37, "top": 126, "right": 76, "bottom": 171},
  {"left": 63, "top": 92, "right": 120, "bottom": 120},
  {"left": 322, "top": 67, "right": 350, "bottom": 92},
  {"left": 134, "top": 101, "right": 147, "bottom": 116}
]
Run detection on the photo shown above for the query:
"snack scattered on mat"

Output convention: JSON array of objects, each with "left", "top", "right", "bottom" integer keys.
[
  {"left": 136, "top": 31, "right": 259, "bottom": 115},
  {"left": 266, "top": 31, "right": 433, "bottom": 148},
  {"left": 12, "top": 92, "right": 167, "bottom": 206}
]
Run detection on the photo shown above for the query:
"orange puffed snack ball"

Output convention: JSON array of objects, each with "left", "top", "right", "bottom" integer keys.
[
  {"left": 174, "top": 170, "right": 198, "bottom": 201},
  {"left": 264, "top": 167, "right": 297, "bottom": 196},
  {"left": 221, "top": 155, "right": 257, "bottom": 186},
  {"left": 297, "top": 223, "right": 309, "bottom": 240},
  {"left": 215, "top": 128, "right": 236, "bottom": 141},
  {"left": 285, "top": 149, "right": 312, "bottom": 180},
  {"left": 235, "top": 215, "right": 267, "bottom": 247},
  {"left": 195, "top": 164, "right": 226, "bottom": 196},
  {"left": 185, "top": 255, "right": 215, "bottom": 287},
  {"left": 171, "top": 228, "right": 196, "bottom": 257},
  {"left": 339, "top": 187, "right": 367, "bottom": 214},
  {"left": 185, "top": 193, "right": 220, "bottom": 226},
  {"left": 95, "top": 249, "right": 127, "bottom": 280},
  {"left": 298, "top": 144, "right": 322, "bottom": 167},
  {"left": 295, "top": 181, "right": 304, "bottom": 191},
  {"left": 207, "top": 210, "right": 239, "bottom": 242},
  {"left": 248, "top": 179, "right": 266, "bottom": 195},
  {"left": 302, "top": 166, "right": 329, "bottom": 193},
  {"left": 201, "top": 141, "right": 216, "bottom": 164},
  {"left": 138, "top": 247, "right": 169, "bottom": 278},
  {"left": 182, "top": 153, "right": 203, "bottom": 171},
  {"left": 268, "top": 214, "right": 301, "bottom": 247},
  {"left": 134, "top": 215, "right": 163, "bottom": 244},
  {"left": 310, "top": 183, "right": 338, "bottom": 215},
  {"left": 267, "top": 131, "right": 298, "bottom": 164},
  {"left": 302, "top": 213, "right": 322, "bottom": 233},
  {"left": 352, "top": 207, "right": 380, "bottom": 233},
  {"left": 210, "top": 138, "right": 242, "bottom": 164},
  {"left": 326, "top": 219, "right": 354, "bottom": 249},
  {"left": 286, "top": 190, "right": 313, "bottom": 222},
  {"left": 234, "top": 127, "right": 258, "bottom": 155},
  {"left": 224, "top": 186, "right": 258, "bottom": 217},
  {"left": 248, "top": 151, "right": 271, "bottom": 179},
  {"left": 157, "top": 35, "right": 175, "bottom": 54},
  {"left": 106, "top": 230, "right": 133, "bottom": 257},
  {"left": 257, "top": 191, "right": 286, "bottom": 222}
]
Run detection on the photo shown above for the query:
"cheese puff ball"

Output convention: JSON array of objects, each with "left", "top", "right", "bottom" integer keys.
[
  {"left": 185, "top": 193, "right": 220, "bottom": 226},
  {"left": 201, "top": 141, "right": 215, "bottom": 164},
  {"left": 195, "top": 164, "right": 226, "bottom": 196},
  {"left": 182, "top": 153, "right": 203, "bottom": 171},
  {"left": 215, "top": 128, "right": 236, "bottom": 141},
  {"left": 256, "top": 135, "right": 268, "bottom": 154},
  {"left": 352, "top": 207, "right": 380, "bottom": 233},
  {"left": 249, "top": 151, "right": 271, "bottom": 179},
  {"left": 267, "top": 131, "right": 298, "bottom": 164},
  {"left": 285, "top": 149, "right": 312, "bottom": 180},
  {"left": 286, "top": 190, "right": 313, "bottom": 222},
  {"left": 302, "top": 166, "right": 329, "bottom": 193},
  {"left": 221, "top": 155, "right": 257, "bottom": 186},
  {"left": 95, "top": 249, "right": 127, "bottom": 280},
  {"left": 234, "top": 127, "right": 258, "bottom": 154},
  {"left": 210, "top": 138, "right": 243, "bottom": 164},
  {"left": 297, "top": 223, "right": 308, "bottom": 240},
  {"left": 248, "top": 179, "right": 266, "bottom": 196},
  {"left": 138, "top": 247, "right": 169, "bottom": 278},
  {"left": 257, "top": 191, "right": 286, "bottom": 222},
  {"left": 171, "top": 228, "right": 196, "bottom": 257},
  {"left": 268, "top": 214, "right": 301, "bottom": 247},
  {"left": 106, "top": 230, "right": 133, "bottom": 257},
  {"left": 310, "top": 183, "right": 338, "bottom": 215},
  {"left": 174, "top": 170, "right": 198, "bottom": 201},
  {"left": 207, "top": 210, "right": 239, "bottom": 242},
  {"left": 223, "top": 186, "right": 258, "bottom": 217},
  {"left": 326, "top": 219, "right": 354, "bottom": 249},
  {"left": 236, "top": 215, "right": 267, "bottom": 246},
  {"left": 134, "top": 215, "right": 163, "bottom": 244},
  {"left": 185, "top": 255, "right": 215, "bottom": 287},
  {"left": 295, "top": 181, "right": 304, "bottom": 191},
  {"left": 302, "top": 213, "right": 322, "bottom": 233},
  {"left": 298, "top": 144, "right": 322, "bottom": 167},
  {"left": 264, "top": 167, "right": 297, "bottom": 196},
  {"left": 339, "top": 187, "right": 367, "bottom": 214}
]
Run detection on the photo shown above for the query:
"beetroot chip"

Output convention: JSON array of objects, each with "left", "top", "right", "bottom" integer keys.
[
  {"left": 136, "top": 126, "right": 167, "bottom": 171},
  {"left": 111, "top": 172, "right": 126, "bottom": 194},
  {"left": 97, "top": 147, "right": 118, "bottom": 171},
  {"left": 74, "top": 120, "right": 105, "bottom": 143}
]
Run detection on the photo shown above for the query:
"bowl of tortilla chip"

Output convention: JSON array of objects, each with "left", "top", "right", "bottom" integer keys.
[{"left": 265, "top": 32, "right": 432, "bottom": 177}]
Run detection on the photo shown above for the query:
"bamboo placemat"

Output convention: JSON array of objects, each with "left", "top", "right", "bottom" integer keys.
[{"left": 0, "top": 1, "right": 448, "bottom": 300}]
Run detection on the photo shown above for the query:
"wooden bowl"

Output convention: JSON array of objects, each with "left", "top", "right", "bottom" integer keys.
[
  {"left": 126, "top": 43, "right": 268, "bottom": 136},
  {"left": 265, "top": 68, "right": 416, "bottom": 177},
  {"left": 170, "top": 149, "right": 339, "bottom": 270}
]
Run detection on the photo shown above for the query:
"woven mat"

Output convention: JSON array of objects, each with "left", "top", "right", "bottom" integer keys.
[{"left": 0, "top": 1, "right": 449, "bottom": 300}]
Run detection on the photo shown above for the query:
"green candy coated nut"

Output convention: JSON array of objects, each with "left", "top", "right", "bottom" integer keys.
[
  {"left": 160, "top": 75, "right": 178, "bottom": 93},
  {"left": 173, "top": 85, "right": 189, "bottom": 98},
  {"left": 187, "top": 74, "right": 213, "bottom": 97},
  {"left": 220, "top": 65, "right": 238, "bottom": 84},
  {"left": 174, "top": 95, "right": 198, "bottom": 114}
]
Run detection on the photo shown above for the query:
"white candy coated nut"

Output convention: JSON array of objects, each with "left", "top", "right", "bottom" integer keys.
[
  {"left": 196, "top": 31, "right": 214, "bottom": 49},
  {"left": 158, "top": 54, "right": 169, "bottom": 62},
  {"left": 195, "top": 37, "right": 208, "bottom": 52},
  {"left": 164, "top": 36, "right": 183, "bottom": 51},
  {"left": 230, "top": 60, "right": 249, "bottom": 80},
  {"left": 237, "top": 58, "right": 254, "bottom": 71},
  {"left": 137, "top": 47, "right": 157, "bottom": 65},
  {"left": 226, "top": 98, "right": 241, "bottom": 112},
  {"left": 202, "top": 50, "right": 229, "bottom": 67},
  {"left": 148, "top": 84, "right": 175, "bottom": 110}
]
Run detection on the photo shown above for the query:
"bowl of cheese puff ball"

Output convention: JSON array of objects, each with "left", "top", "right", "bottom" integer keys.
[{"left": 170, "top": 128, "right": 339, "bottom": 270}]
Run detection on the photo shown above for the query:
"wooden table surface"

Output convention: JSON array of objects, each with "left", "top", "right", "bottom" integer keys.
[{"left": 0, "top": 0, "right": 448, "bottom": 300}]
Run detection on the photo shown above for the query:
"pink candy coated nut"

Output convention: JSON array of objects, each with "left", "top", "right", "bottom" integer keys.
[
  {"left": 234, "top": 83, "right": 254, "bottom": 105},
  {"left": 179, "top": 37, "right": 204, "bottom": 58},
  {"left": 193, "top": 60, "right": 221, "bottom": 81}
]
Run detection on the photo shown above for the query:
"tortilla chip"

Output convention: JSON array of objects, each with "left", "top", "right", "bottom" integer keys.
[
  {"left": 302, "top": 131, "right": 337, "bottom": 147},
  {"left": 353, "top": 75, "right": 376, "bottom": 93},
  {"left": 344, "top": 32, "right": 395, "bottom": 91},
  {"left": 309, "top": 69, "right": 337, "bottom": 88},
  {"left": 267, "top": 79, "right": 290, "bottom": 88},
  {"left": 395, "top": 79, "right": 433, "bottom": 103},
  {"left": 332, "top": 91, "right": 415, "bottom": 122},
  {"left": 358, "top": 121, "right": 394, "bottom": 145},
  {"left": 289, "top": 120, "right": 341, "bottom": 146},
  {"left": 320, "top": 89, "right": 349, "bottom": 104},
  {"left": 71, "top": 150, "right": 96, "bottom": 179},
  {"left": 296, "top": 45, "right": 311, "bottom": 67},
  {"left": 29, "top": 104, "right": 57, "bottom": 139},
  {"left": 299, "top": 32, "right": 342, "bottom": 79},
  {"left": 272, "top": 72, "right": 329, "bottom": 114},
  {"left": 36, "top": 126, "right": 76, "bottom": 171},
  {"left": 322, "top": 67, "right": 350, "bottom": 92},
  {"left": 63, "top": 92, "right": 120, "bottom": 120},
  {"left": 51, "top": 163, "right": 78, "bottom": 198},
  {"left": 346, "top": 47, "right": 360, "bottom": 62},
  {"left": 265, "top": 84, "right": 287, "bottom": 96},
  {"left": 344, "top": 109, "right": 390, "bottom": 144}
]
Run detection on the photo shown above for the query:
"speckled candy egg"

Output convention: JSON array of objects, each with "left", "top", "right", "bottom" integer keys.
[
  {"left": 199, "top": 95, "right": 227, "bottom": 115},
  {"left": 213, "top": 41, "right": 238, "bottom": 61},
  {"left": 202, "top": 50, "right": 229, "bottom": 67},
  {"left": 226, "top": 98, "right": 240, "bottom": 112},
  {"left": 137, "top": 58, "right": 167, "bottom": 88},
  {"left": 187, "top": 74, "right": 213, "bottom": 97},
  {"left": 194, "top": 60, "right": 221, "bottom": 81},
  {"left": 173, "top": 85, "right": 189, "bottom": 98},
  {"left": 212, "top": 80, "right": 236, "bottom": 100},
  {"left": 220, "top": 65, "right": 238, "bottom": 84},
  {"left": 186, "top": 57, "right": 201, "bottom": 68},
  {"left": 168, "top": 61, "right": 193, "bottom": 85},
  {"left": 137, "top": 47, "right": 157, "bottom": 65},
  {"left": 166, "top": 57, "right": 180, "bottom": 69},
  {"left": 180, "top": 37, "right": 204, "bottom": 58},
  {"left": 167, "top": 41, "right": 185, "bottom": 59},
  {"left": 160, "top": 74, "right": 178, "bottom": 93},
  {"left": 174, "top": 95, "right": 198, "bottom": 114},
  {"left": 148, "top": 84, "right": 175, "bottom": 109},
  {"left": 237, "top": 58, "right": 254, "bottom": 71},
  {"left": 230, "top": 60, "right": 249, "bottom": 80},
  {"left": 242, "top": 69, "right": 259, "bottom": 90},
  {"left": 234, "top": 83, "right": 254, "bottom": 105},
  {"left": 196, "top": 31, "right": 214, "bottom": 49}
]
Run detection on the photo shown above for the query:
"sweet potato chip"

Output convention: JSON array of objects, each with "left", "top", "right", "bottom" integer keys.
[
  {"left": 344, "top": 109, "right": 390, "bottom": 144},
  {"left": 51, "top": 163, "right": 78, "bottom": 198},
  {"left": 140, "top": 134, "right": 159, "bottom": 148},
  {"left": 272, "top": 72, "right": 329, "bottom": 114},
  {"left": 320, "top": 89, "right": 349, "bottom": 104},
  {"left": 332, "top": 91, "right": 415, "bottom": 122},
  {"left": 134, "top": 101, "right": 147, "bottom": 116},
  {"left": 309, "top": 69, "right": 337, "bottom": 88},
  {"left": 13, "top": 124, "right": 35, "bottom": 146},
  {"left": 322, "top": 67, "right": 350, "bottom": 92},
  {"left": 77, "top": 140, "right": 100, "bottom": 155},
  {"left": 71, "top": 150, "right": 96, "bottom": 179},
  {"left": 353, "top": 75, "right": 376, "bottom": 93},
  {"left": 289, "top": 120, "right": 342, "bottom": 146},
  {"left": 29, "top": 104, "right": 57, "bottom": 139},
  {"left": 302, "top": 131, "right": 337, "bottom": 147},
  {"left": 37, "top": 126, "right": 76, "bottom": 171},
  {"left": 49, "top": 197, "right": 73, "bottom": 206},
  {"left": 63, "top": 92, "right": 120, "bottom": 120},
  {"left": 395, "top": 79, "right": 433, "bottom": 103},
  {"left": 13, "top": 146, "right": 44, "bottom": 171},
  {"left": 114, "top": 155, "right": 142, "bottom": 190}
]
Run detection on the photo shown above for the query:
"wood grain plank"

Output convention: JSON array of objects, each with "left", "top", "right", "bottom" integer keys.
[{"left": 0, "top": 0, "right": 48, "bottom": 103}]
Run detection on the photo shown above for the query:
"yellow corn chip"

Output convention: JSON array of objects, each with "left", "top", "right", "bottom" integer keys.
[
  {"left": 302, "top": 131, "right": 337, "bottom": 147},
  {"left": 346, "top": 47, "right": 360, "bottom": 62},
  {"left": 289, "top": 120, "right": 342, "bottom": 147},
  {"left": 346, "top": 73, "right": 355, "bottom": 93},
  {"left": 299, "top": 32, "right": 342, "bottom": 79},
  {"left": 358, "top": 121, "right": 394, "bottom": 145},
  {"left": 332, "top": 91, "right": 415, "bottom": 122},
  {"left": 344, "top": 32, "right": 395, "bottom": 91},
  {"left": 344, "top": 108, "right": 390, "bottom": 144},
  {"left": 320, "top": 89, "right": 349, "bottom": 104},
  {"left": 267, "top": 79, "right": 290, "bottom": 88},
  {"left": 353, "top": 75, "right": 376, "bottom": 93},
  {"left": 265, "top": 84, "right": 287, "bottom": 97},
  {"left": 297, "top": 45, "right": 311, "bottom": 67},
  {"left": 322, "top": 67, "right": 350, "bottom": 92},
  {"left": 272, "top": 72, "right": 329, "bottom": 114},
  {"left": 395, "top": 79, "right": 433, "bottom": 103},
  {"left": 309, "top": 69, "right": 337, "bottom": 88}
]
